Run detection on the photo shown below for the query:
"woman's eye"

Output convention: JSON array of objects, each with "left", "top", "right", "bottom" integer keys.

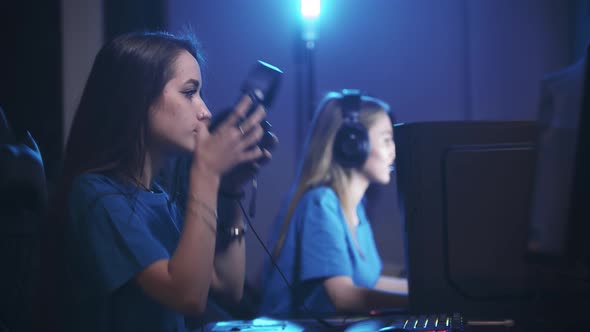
[{"left": 183, "top": 89, "right": 197, "bottom": 98}]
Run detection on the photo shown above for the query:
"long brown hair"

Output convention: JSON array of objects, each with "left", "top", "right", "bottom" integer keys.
[
  {"left": 62, "top": 30, "right": 203, "bottom": 188},
  {"left": 271, "top": 91, "right": 391, "bottom": 259},
  {"left": 35, "top": 30, "right": 205, "bottom": 332}
]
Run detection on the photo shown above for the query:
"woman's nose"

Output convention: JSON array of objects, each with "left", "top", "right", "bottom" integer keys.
[{"left": 197, "top": 103, "right": 212, "bottom": 120}]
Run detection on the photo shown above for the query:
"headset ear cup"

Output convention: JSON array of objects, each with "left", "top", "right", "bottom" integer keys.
[{"left": 333, "top": 123, "right": 370, "bottom": 168}]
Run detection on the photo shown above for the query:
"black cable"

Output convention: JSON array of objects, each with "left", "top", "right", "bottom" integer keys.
[{"left": 236, "top": 199, "right": 340, "bottom": 330}]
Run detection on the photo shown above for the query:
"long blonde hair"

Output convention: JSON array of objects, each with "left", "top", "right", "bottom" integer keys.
[{"left": 271, "top": 91, "right": 391, "bottom": 259}]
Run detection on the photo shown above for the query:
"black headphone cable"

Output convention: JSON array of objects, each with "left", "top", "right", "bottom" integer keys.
[{"left": 237, "top": 199, "right": 343, "bottom": 330}]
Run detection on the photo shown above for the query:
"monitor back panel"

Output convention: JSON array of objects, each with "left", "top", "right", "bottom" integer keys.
[{"left": 394, "top": 121, "right": 538, "bottom": 320}]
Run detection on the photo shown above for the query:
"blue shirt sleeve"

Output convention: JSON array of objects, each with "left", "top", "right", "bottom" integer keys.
[
  {"left": 297, "top": 188, "right": 353, "bottom": 282},
  {"left": 68, "top": 175, "right": 170, "bottom": 293}
]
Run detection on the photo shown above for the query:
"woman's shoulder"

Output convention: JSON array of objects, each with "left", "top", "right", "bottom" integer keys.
[
  {"left": 69, "top": 173, "right": 133, "bottom": 206},
  {"left": 71, "top": 173, "right": 124, "bottom": 193},
  {"left": 300, "top": 186, "right": 339, "bottom": 207},
  {"left": 294, "top": 186, "right": 346, "bottom": 229}
]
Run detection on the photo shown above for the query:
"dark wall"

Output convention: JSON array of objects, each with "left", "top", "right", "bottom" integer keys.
[
  {"left": 0, "top": 1, "right": 62, "bottom": 185},
  {"left": 103, "top": 0, "right": 166, "bottom": 40}
]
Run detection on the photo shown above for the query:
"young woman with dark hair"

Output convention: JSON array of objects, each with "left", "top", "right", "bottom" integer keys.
[{"left": 39, "top": 30, "right": 271, "bottom": 331}]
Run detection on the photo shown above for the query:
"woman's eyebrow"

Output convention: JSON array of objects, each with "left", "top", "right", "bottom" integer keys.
[{"left": 183, "top": 78, "right": 201, "bottom": 88}]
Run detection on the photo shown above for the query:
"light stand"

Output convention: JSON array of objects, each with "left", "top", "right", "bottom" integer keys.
[{"left": 295, "top": 0, "right": 320, "bottom": 159}]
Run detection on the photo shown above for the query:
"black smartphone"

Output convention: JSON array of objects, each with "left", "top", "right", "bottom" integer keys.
[
  {"left": 210, "top": 60, "right": 283, "bottom": 150},
  {"left": 241, "top": 60, "right": 283, "bottom": 112}
]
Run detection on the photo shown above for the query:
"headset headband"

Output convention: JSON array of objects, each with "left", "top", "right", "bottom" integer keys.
[{"left": 340, "top": 89, "right": 362, "bottom": 119}]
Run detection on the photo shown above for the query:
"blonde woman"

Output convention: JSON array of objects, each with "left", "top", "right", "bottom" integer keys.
[{"left": 260, "top": 90, "right": 408, "bottom": 317}]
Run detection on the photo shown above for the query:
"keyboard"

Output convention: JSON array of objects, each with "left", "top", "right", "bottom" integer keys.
[{"left": 343, "top": 313, "right": 464, "bottom": 332}]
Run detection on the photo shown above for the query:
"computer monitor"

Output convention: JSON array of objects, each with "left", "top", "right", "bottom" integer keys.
[
  {"left": 524, "top": 45, "right": 590, "bottom": 329},
  {"left": 393, "top": 47, "right": 590, "bottom": 329},
  {"left": 565, "top": 44, "right": 590, "bottom": 280},
  {"left": 394, "top": 120, "right": 538, "bottom": 321}
]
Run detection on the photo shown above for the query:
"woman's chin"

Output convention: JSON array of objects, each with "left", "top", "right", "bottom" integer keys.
[
  {"left": 372, "top": 174, "right": 390, "bottom": 185},
  {"left": 182, "top": 146, "right": 195, "bottom": 156}
]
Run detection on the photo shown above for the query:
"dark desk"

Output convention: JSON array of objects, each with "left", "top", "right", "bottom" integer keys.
[
  {"left": 203, "top": 313, "right": 467, "bottom": 332},
  {"left": 203, "top": 308, "right": 590, "bottom": 332}
]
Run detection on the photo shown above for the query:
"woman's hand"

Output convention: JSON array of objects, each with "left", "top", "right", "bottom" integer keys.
[
  {"left": 220, "top": 128, "right": 277, "bottom": 194},
  {"left": 192, "top": 96, "right": 268, "bottom": 177}
]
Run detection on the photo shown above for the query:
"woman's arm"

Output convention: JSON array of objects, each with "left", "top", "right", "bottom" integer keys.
[
  {"left": 324, "top": 276, "right": 408, "bottom": 314},
  {"left": 135, "top": 98, "right": 266, "bottom": 316},
  {"left": 209, "top": 193, "right": 246, "bottom": 303},
  {"left": 136, "top": 166, "right": 221, "bottom": 316},
  {"left": 209, "top": 129, "right": 276, "bottom": 302},
  {"left": 375, "top": 275, "right": 408, "bottom": 294}
]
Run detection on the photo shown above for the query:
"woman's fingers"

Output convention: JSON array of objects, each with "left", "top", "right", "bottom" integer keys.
[
  {"left": 239, "top": 106, "right": 266, "bottom": 133},
  {"left": 217, "top": 95, "right": 266, "bottom": 134},
  {"left": 218, "top": 95, "right": 254, "bottom": 130},
  {"left": 239, "top": 146, "right": 268, "bottom": 163},
  {"left": 233, "top": 95, "right": 254, "bottom": 119},
  {"left": 256, "top": 148, "right": 273, "bottom": 166},
  {"left": 238, "top": 125, "right": 264, "bottom": 150},
  {"left": 197, "top": 95, "right": 271, "bottom": 174},
  {"left": 221, "top": 98, "right": 267, "bottom": 152}
]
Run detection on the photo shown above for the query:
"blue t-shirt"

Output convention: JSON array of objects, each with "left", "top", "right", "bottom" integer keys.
[
  {"left": 62, "top": 173, "right": 191, "bottom": 331},
  {"left": 259, "top": 186, "right": 383, "bottom": 316}
]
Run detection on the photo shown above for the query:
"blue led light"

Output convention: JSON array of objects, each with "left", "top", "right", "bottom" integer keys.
[{"left": 301, "top": 0, "right": 320, "bottom": 19}]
